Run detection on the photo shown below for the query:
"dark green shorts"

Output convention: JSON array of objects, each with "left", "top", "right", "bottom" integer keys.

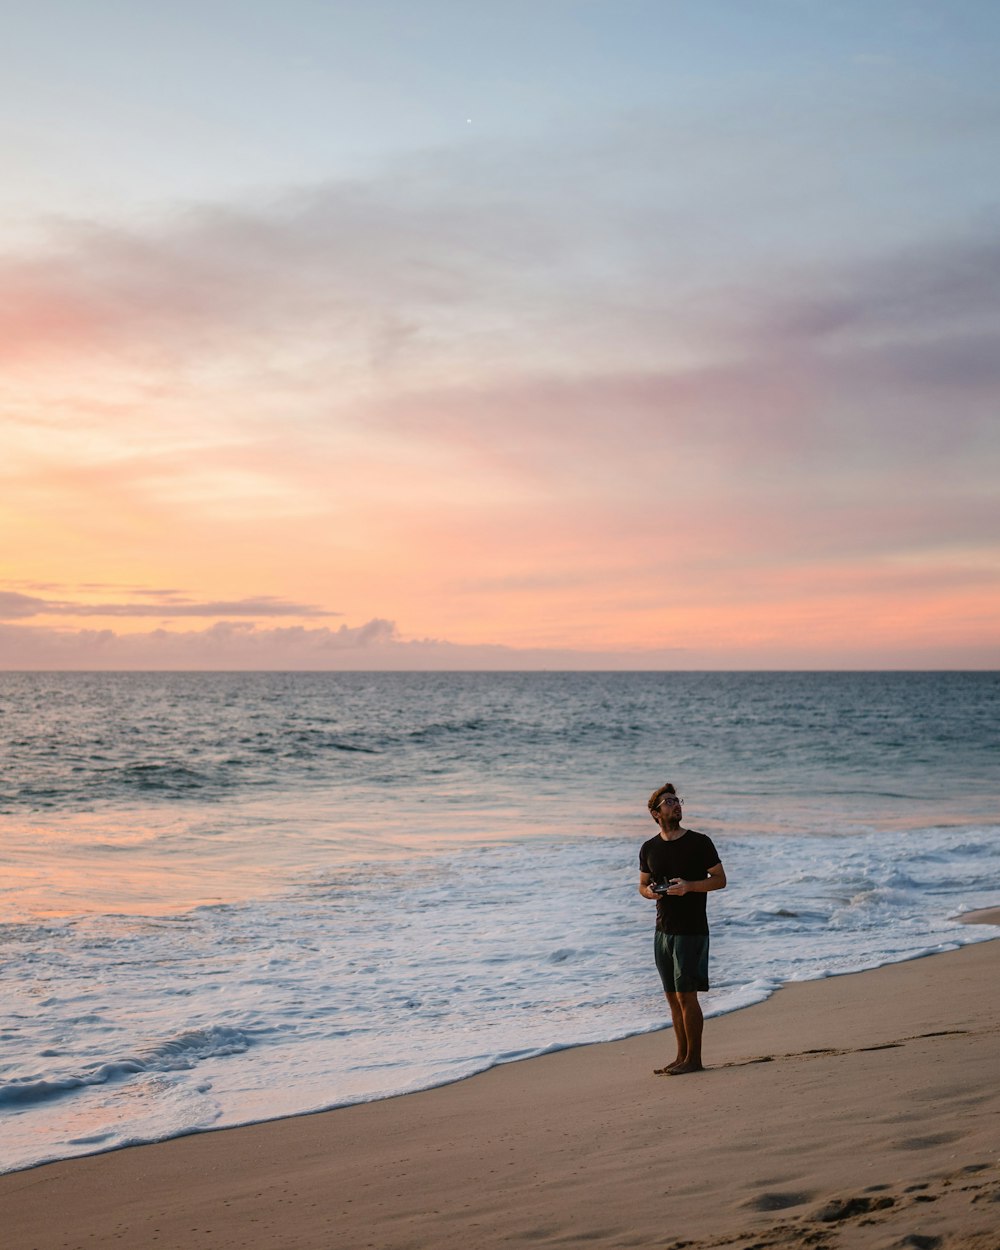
[{"left": 654, "top": 932, "right": 710, "bottom": 993}]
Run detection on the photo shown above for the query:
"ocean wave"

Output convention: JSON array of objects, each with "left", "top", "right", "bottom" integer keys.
[
  {"left": 405, "top": 717, "right": 494, "bottom": 741},
  {"left": 281, "top": 735, "right": 382, "bottom": 758},
  {"left": 0, "top": 1063, "right": 145, "bottom": 1108},
  {"left": 0, "top": 1026, "right": 255, "bottom": 1110},
  {"left": 117, "top": 763, "right": 212, "bottom": 789}
]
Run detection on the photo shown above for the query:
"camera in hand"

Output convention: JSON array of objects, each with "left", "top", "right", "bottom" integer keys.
[{"left": 651, "top": 880, "right": 675, "bottom": 895}]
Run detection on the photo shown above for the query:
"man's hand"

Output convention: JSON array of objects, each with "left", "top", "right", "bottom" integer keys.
[{"left": 667, "top": 867, "right": 727, "bottom": 896}]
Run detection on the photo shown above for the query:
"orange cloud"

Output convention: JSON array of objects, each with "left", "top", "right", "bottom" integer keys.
[{"left": 2, "top": 155, "right": 998, "bottom": 666}]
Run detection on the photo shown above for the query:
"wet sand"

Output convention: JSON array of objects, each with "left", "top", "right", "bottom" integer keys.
[{"left": 3, "top": 912, "right": 999, "bottom": 1250}]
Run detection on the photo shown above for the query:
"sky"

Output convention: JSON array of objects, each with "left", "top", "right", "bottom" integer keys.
[{"left": 2, "top": 0, "right": 999, "bottom": 669}]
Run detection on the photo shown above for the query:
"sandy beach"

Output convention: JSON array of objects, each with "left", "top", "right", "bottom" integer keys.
[{"left": 4, "top": 914, "right": 998, "bottom": 1250}]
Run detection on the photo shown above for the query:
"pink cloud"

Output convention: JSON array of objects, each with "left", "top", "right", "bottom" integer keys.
[
  {"left": 1, "top": 144, "right": 997, "bottom": 666},
  {"left": 0, "top": 590, "right": 337, "bottom": 620},
  {"left": 1, "top": 613, "right": 995, "bottom": 671}
]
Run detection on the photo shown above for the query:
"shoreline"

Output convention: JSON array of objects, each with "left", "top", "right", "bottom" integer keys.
[
  {"left": 957, "top": 905, "right": 1000, "bottom": 926},
  {"left": 3, "top": 914, "right": 998, "bottom": 1249},
  {"left": 5, "top": 909, "right": 998, "bottom": 1181}
]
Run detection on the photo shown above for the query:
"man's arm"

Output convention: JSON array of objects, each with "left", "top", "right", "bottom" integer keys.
[{"left": 666, "top": 862, "right": 726, "bottom": 896}]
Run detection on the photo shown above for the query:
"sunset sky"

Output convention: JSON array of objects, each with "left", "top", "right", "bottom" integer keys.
[{"left": 3, "top": 0, "right": 999, "bottom": 669}]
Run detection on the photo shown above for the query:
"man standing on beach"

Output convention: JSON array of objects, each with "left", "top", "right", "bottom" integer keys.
[{"left": 639, "top": 783, "right": 726, "bottom": 1075}]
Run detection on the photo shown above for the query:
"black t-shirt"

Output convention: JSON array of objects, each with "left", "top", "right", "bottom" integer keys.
[{"left": 639, "top": 829, "right": 721, "bottom": 935}]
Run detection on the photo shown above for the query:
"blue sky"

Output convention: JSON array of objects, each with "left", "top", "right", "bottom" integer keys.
[{"left": 6, "top": 0, "right": 998, "bottom": 242}]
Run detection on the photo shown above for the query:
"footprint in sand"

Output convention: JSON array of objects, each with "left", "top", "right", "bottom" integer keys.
[
  {"left": 813, "top": 1194, "right": 896, "bottom": 1222},
  {"left": 741, "top": 1191, "right": 814, "bottom": 1212},
  {"left": 893, "top": 1131, "right": 962, "bottom": 1151}
]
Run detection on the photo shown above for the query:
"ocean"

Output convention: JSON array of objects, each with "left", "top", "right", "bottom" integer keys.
[{"left": 1, "top": 671, "right": 997, "bottom": 1174}]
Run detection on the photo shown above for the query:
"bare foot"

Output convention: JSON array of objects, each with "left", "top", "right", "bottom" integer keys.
[
  {"left": 666, "top": 1062, "right": 704, "bottom": 1075},
  {"left": 653, "top": 1060, "right": 685, "bottom": 1075}
]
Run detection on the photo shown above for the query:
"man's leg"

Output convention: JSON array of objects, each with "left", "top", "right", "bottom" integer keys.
[
  {"left": 663, "top": 991, "right": 688, "bottom": 1069},
  {"left": 653, "top": 933, "right": 686, "bottom": 1073},
  {"left": 670, "top": 991, "right": 704, "bottom": 1074}
]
